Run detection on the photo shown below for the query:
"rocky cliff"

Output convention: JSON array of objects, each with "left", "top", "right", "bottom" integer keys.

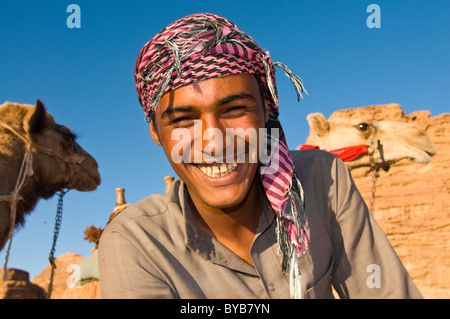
[
  {"left": 0, "top": 268, "right": 46, "bottom": 299},
  {"left": 330, "top": 104, "right": 449, "bottom": 298},
  {"left": 31, "top": 252, "right": 84, "bottom": 299}
]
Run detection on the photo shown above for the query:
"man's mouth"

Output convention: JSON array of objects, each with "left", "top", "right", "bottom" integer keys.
[{"left": 195, "top": 161, "right": 238, "bottom": 178}]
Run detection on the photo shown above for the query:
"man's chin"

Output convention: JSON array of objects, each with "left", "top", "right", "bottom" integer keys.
[{"left": 191, "top": 188, "right": 248, "bottom": 210}]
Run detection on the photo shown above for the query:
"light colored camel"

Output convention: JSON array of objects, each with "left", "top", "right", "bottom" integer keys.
[
  {"left": 303, "top": 103, "right": 444, "bottom": 298},
  {"left": 304, "top": 104, "right": 437, "bottom": 170},
  {"left": 0, "top": 100, "right": 101, "bottom": 252}
]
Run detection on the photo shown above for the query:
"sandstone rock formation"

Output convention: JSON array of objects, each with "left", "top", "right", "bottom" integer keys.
[
  {"left": 0, "top": 268, "right": 46, "bottom": 299},
  {"left": 31, "top": 252, "right": 84, "bottom": 299},
  {"left": 61, "top": 279, "right": 100, "bottom": 299},
  {"left": 311, "top": 104, "right": 449, "bottom": 298}
]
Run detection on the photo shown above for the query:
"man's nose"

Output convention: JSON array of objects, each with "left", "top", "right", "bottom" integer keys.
[{"left": 193, "top": 115, "right": 227, "bottom": 161}]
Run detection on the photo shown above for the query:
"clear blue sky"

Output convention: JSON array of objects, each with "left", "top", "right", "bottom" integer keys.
[{"left": 1, "top": 0, "right": 449, "bottom": 279}]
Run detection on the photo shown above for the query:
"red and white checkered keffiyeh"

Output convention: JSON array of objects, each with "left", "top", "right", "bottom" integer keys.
[{"left": 134, "top": 13, "right": 309, "bottom": 298}]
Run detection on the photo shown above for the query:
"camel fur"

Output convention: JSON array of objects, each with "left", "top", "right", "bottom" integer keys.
[
  {"left": 0, "top": 100, "right": 101, "bottom": 251},
  {"left": 306, "top": 103, "right": 437, "bottom": 170}
]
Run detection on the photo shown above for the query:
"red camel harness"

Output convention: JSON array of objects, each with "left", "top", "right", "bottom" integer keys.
[
  {"left": 296, "top": 144, "right": 369, "bottom": 162},
  {"left": 297, "top": 122, "right": 386, "bottom": 215}
]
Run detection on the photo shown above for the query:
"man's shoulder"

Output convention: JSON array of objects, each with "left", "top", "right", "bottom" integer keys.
[
  {"left": 104, "top": 179, "right": 183, "bottom": 232},
  {"left": 289, "top": 148, "right": 340, "bottom": 168},
  {"left": 288, "top": 148, "right": 350, "bottom": 191}
]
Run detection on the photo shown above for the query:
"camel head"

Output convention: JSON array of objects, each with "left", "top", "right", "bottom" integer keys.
[
  {"left": 18, "top": 100, "right": 101, "bottom": 193},
  {"left": 0, "top": 100, "right": 101, "bottom": 251},
  {"left": 305, "top": 110, "right": 437, "bottom": 169}
]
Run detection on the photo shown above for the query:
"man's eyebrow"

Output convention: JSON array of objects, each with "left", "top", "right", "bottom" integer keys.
[
  {"left": 219, "top": 93, "right": 256, "bottom": 105},
  {"left": 161, "top": 106, "right": 194, "bottom": 118}
]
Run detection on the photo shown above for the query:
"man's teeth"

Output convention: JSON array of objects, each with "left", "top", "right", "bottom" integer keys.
[{"left": 197, "top": 162, "right": 237, "bottom": 178}]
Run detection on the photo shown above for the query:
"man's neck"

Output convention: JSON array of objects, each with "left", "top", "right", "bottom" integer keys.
[{"left": 187, "top": 177, "right": 264, "bottom": 265}]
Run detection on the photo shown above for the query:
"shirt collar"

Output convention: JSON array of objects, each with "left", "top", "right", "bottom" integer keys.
[{"left": 176, "top": 179, "right": 275, "bottom": 273}]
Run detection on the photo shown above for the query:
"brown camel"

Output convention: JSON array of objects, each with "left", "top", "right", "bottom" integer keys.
[
  {"left": 0, "top": 100, "right": 101, "bottom": 252},
  {"left": 304, "top": 103, "right": 437, "bottom": 170}
]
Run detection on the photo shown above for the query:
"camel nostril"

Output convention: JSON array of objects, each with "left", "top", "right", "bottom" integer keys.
[{"left": 427, "top": 145, "right": 438, "bottom": 156}]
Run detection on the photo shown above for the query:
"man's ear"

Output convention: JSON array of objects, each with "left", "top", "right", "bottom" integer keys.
[
  {"left": 24, "top": 99, "right": 46, "bottom": 134},
  {"left": 149, "top": 119, "right": 162, "bottom": 146}
]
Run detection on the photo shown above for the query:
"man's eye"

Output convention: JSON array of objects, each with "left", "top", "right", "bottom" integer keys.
[
  {"left": 171, "top": 116, "right": 195, "bottom": 125},
  {"left": 223, "top": 106, "right": 246, "bottom": 115}
]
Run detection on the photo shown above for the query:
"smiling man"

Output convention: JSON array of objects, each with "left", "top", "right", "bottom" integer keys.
[{"left": 98, "top": 13, "right": 421, "bottom": 299}]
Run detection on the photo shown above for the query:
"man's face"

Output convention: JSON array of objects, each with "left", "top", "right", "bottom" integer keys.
[{"left": 150, "top": 74, "right": 269, "bottom": 210}]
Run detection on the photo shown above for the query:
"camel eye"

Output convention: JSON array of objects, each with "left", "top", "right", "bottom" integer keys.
[{"left": 357, "top": 122, "right": 370, "bottom": 131}]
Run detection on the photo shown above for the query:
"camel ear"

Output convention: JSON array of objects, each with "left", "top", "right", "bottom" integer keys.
[
  {"left": 307, "top": 113, "right": 329, "bottom": 137},
  {"left": 24, "top": 99, "right": 47, "bottom": 134}
]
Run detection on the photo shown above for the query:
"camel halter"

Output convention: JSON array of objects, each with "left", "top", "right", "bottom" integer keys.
[
  {"left": 366, "top": 122, "right": 390, "bottom": 214},
  {"left": 0, "top": 122, "right": 84, "bottom": 282},
  {"left": 298, "top": 122, "right": 385, "bottom": 214}
]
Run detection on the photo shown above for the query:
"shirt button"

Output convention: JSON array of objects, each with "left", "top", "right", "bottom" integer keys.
[
  {"left": 268, "top": 283, "right": 276, "bottom": 291},
  {"left": 220, "top": 257, "right": 227, "bottom": 263}
]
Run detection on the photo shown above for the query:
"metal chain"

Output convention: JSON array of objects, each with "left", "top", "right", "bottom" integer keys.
[
  {"left": 369, "top": 168, "right": 380, "bottom": 215},
  {"left": 47, "top": 188, "right": 68, "bottom": 299},
  {"left": 367, "top": 141, "right": 380, "bottom": 215}
]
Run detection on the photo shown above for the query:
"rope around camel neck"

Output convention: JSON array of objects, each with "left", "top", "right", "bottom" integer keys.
[
  {"left": 1, "top": 144, "right": 34, "bottom": 281},
  {"left": 0, "top": 123, "right": 80, "bottom": 281}
]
